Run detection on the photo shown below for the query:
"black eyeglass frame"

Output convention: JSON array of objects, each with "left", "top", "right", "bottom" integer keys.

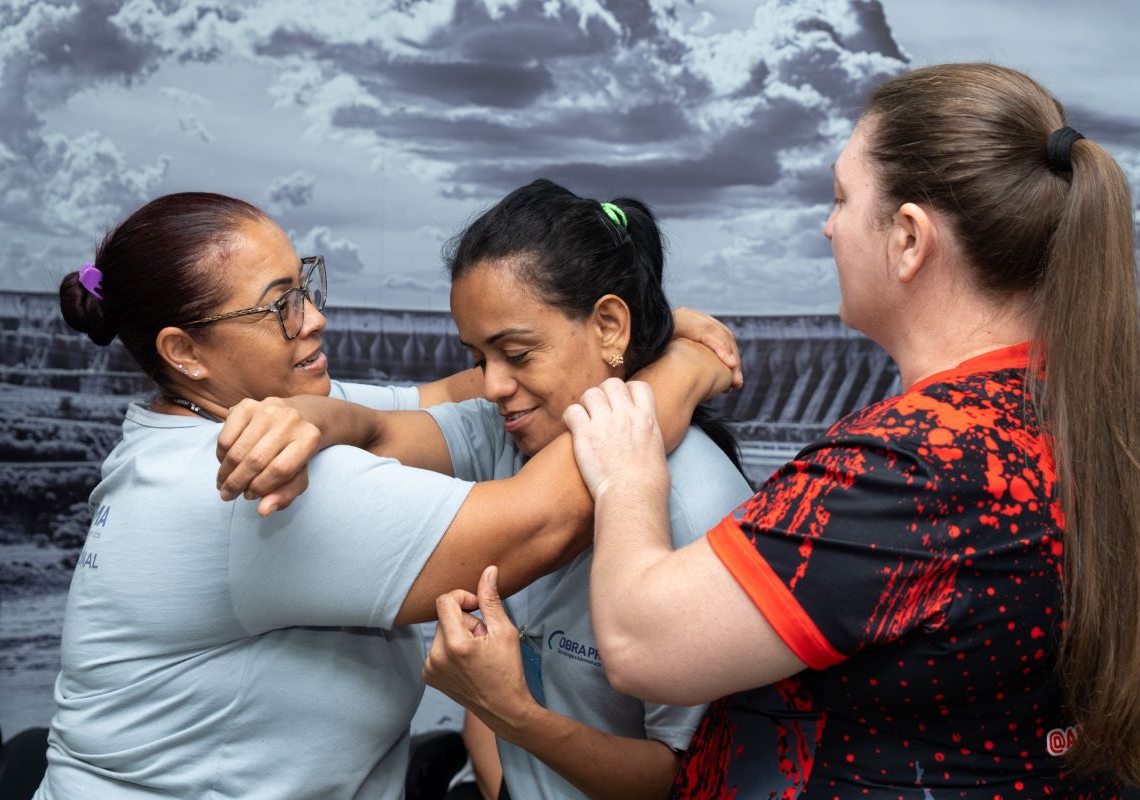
[{"left": 181, "top": 256, "right": 326, "bottom": 341}]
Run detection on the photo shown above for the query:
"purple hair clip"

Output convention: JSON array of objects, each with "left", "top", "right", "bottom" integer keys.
[{"left": 78, "top": 263, "right": 104, "bottom": 300}]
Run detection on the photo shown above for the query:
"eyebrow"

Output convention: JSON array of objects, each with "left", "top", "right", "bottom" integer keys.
[
  {"left": 459, "top": 327, "right": 534, "bottom": 347},
  {"left": 830, "top": 162, "right": 846, "bottom": 191},
  {"left": 255, "top": 276, "right": 294, "bottom": 305}
]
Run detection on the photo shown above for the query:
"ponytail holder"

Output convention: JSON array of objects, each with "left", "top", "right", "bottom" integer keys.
[
  {"left": 78, "top": 263, "right": 104, "bottom": 300},
  {"left": 600, "top": 202, "right": 627, "bottom": 228},
  {"left": 1046, "top": 126, "right": 1084, "bottom": 174}
]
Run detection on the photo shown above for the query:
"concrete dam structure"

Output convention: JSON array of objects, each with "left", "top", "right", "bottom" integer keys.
[{"left": 1, "top": 290, "right": 901, "bottom": 479}]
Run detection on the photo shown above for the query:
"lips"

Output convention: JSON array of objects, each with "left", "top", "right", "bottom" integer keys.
[
  {"left": 294, "top": 349, "right": 326, "bottom": 371},
  {"left": 501, "top": 407, "right": 536, "bottom": 433}
]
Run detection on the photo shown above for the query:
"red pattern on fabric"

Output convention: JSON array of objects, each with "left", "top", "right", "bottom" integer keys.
[{"left": 680, "top": 344, "right": 1121, "bottom": 798}]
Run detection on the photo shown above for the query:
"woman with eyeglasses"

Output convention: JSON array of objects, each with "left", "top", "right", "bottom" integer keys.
[{"left": 35, "top": 192, "right": 735, "bottom": 800}]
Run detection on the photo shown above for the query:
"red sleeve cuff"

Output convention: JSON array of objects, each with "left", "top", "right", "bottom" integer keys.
[{"left": 707, "top": 516, "right": 845, "bottom": 670}]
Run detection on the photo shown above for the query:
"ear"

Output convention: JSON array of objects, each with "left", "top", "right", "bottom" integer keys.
[
  {"left": 155, "top": 326, "right": 208, "bottom": 382},
  {"left": 590, "top": 294, "right": 631, "bottom": 355},
  {"left": 889, "top": 202, "right": 935, "bottom": 284}
]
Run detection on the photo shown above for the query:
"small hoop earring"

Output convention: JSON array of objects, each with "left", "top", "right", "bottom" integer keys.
[{"left": 607, "top": 353, "right": 624, "bottom": 368}]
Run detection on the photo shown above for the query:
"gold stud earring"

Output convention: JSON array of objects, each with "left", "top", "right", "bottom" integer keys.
[{"left": 607, "top": 353, "right": 624, "bottom": 368}]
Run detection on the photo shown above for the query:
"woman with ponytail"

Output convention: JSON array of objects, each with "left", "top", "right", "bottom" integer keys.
[
  {"left": 394, "top": 178, "right": 752, "bottom": 800},
  {"left": 563, "top": 63, "right": 1140, "bottom": 797}
]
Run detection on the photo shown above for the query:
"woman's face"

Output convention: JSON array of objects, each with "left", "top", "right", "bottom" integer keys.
[
  {"left": 823, "top": 119, "right": 892, "bottom": 337},
  {"left": 194, "top": 218, "right": 330, "bottom": 404},
  {"left": 450, "top": 264, "right": 615, "bottom": 456}
]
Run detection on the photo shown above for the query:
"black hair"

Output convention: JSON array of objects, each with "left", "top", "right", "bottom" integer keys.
[
  {"left": 59, "top": 192, "right": 267, "bottom": 389},
  {"left": 446, "top": 178, "right": 742, "bottom": 472}
]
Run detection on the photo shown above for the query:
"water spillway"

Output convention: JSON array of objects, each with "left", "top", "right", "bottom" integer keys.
[{"left": 0, "top": 290, "right": 901, "bottom": 480}]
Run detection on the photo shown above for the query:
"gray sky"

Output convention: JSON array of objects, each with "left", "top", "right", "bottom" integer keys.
[{"left": 1, "top": 0, "right": 1137, "bottom": 313}]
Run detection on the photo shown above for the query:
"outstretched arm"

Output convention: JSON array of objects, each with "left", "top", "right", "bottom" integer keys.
[
  {"left": 564, "top": 379, "right": 806, "bottom": 706},
  {"left": 393, "top": 340, "right": 733, "bottom": 624},
  {"left": 425, "top": 567, "right": 683, "bottom": 800},
  {"left": 215, "top": 396, "right": 454, "bottom": 515},
  {"left": 215, "top": 307, "right": 738, "bottom": 509}
]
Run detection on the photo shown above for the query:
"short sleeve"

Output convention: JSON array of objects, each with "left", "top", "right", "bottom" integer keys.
[
  {"left": 330, "top": 380, "right": 420, "bottom": 411},
  {"left": 708, "top": 434, "right": 955, "bottom": 670},
  {"left": 228, "top": 445, "right": 473, "bottom": 632},
  {"left": 644, "top": 702, "right": 707, "bottom": 751},
  {"left": 425, "top": 399, "right": 518, "bottom": 482}
]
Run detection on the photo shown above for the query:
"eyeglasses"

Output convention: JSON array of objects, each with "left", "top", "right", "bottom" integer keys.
[{"left": 182, "top": 256, "right": 327, "bottom": 341}]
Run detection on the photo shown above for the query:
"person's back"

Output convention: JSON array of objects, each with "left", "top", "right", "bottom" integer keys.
[
  {"left": 678, "top": 345, "right": 1120, "bottom": 796},
  {"left": 39, "top": 383, "right": 448, "bottom": 799}
]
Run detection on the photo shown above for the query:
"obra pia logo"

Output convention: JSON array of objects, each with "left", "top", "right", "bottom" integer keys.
[{"left": 547, "top": 629, "right": 602, "bottom": 668}]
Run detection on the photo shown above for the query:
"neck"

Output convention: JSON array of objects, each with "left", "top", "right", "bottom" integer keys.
[
  {"left": 152, "top": 391, "right": 228, "bottom": 422},
  {"left": 880, "top": 290, "right": 1036, "bottom": 391}
]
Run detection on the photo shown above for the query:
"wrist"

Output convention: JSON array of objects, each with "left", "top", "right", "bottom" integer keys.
[
  {"left": 594, "top": 470, "right": 670, "bottom": 518},
  {"left": 487, "top": 691, "right": 546, "bottom": 745}
]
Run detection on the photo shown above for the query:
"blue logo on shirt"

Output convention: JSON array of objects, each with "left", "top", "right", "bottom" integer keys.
[{"left": 547, "top": 629, "right": 602, "bottom": 667}]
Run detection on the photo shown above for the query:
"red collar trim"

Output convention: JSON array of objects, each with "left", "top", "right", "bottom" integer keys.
[{"left": 908, "top": 341, "right": 1033, "bottom": 394}]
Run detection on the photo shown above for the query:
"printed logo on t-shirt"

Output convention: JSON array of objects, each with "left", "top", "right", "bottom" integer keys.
[
  {"left": 1046, "top": 726, "right": 1078, "bottom": 757},
  {"left": 88, "top": 503, "right": 111, "bottom": 538},
  {"left": 547, "top": 629, "right": 602, "bottom": 668}
]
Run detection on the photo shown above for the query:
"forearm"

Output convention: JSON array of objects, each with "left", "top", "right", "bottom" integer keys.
[
  {"left": 418, "top": 367, "right": 484, "bottom": 407},
  {"left": 284, "top": 395, "right": 453, "bottom": 473},
  {"left": 463, "top": 713, "right": 503, "bottom": 800},
  {"left": 489, "top": 700, "right": 679, "bottom": 800},
  {"left": 283, "top": 394, "right": 383, "bottom": 449}
]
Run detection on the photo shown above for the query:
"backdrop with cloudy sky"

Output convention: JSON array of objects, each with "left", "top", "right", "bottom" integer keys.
[{"left": 1, "top": 0, "right": 1137, "bottom": 314}]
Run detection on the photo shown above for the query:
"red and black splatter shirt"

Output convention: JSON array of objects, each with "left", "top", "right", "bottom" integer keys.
[{"left": 675, "top": 343, "right": 1121, "bottom": 799}]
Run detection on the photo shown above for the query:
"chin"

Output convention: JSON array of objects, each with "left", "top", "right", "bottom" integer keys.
[
  {"left": 294, "top": 373, "right": 331, "bottom": 398},
  {"left": 513, "top": 430, "right": 559, "bottom": 458}
]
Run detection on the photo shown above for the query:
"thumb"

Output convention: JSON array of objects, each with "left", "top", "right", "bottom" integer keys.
[{"left": 477, "top": 565, "right": 510, "bottom": 632}]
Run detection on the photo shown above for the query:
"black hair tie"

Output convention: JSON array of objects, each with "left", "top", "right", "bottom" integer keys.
[{"left": 1046, "top": 126, "right": 1085, "bottom": 173}]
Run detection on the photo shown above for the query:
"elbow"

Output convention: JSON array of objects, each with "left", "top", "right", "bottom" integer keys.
[
  {"left": 598, "top": 630, "right": 668, "bottom": 704},
  {"left": 537, "top": 514, "right": 592, "bottom": 570},
  {"left": 599, "top": 627, "right": 710, "bottom": 707},
  {"left": 600, "top": 636, "right": 647, "bottom": 699}
]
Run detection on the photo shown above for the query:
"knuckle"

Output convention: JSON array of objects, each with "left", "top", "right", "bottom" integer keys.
[
  {"left": 245, "top": 450, "right": 270, "bottom": 471},
  {"left": 265, "top": 461, "right": 291, "bottom": 481}
]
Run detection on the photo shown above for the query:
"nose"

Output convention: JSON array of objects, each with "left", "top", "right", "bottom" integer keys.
[
  {"left": 823, "top": 208, "right": 835, "bottom": 241},
  {"left": 482, "top": 360, "right": 517, "bottom": 403},
  {"left": 300, "top": 296, "right": 327, "bottom": 337}
]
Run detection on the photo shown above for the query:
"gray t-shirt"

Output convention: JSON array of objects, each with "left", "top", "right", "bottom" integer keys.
[
  {"left": 427, "top": 399, "right": 753, "bottom": 800},
  {"left": 36, "top": 382, "right": 472, "bottom": 800}
]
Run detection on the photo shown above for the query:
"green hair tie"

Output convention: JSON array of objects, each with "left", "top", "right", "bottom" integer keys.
[{"left": 600, "top": 202, "right": 627, "bottom": 228}]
